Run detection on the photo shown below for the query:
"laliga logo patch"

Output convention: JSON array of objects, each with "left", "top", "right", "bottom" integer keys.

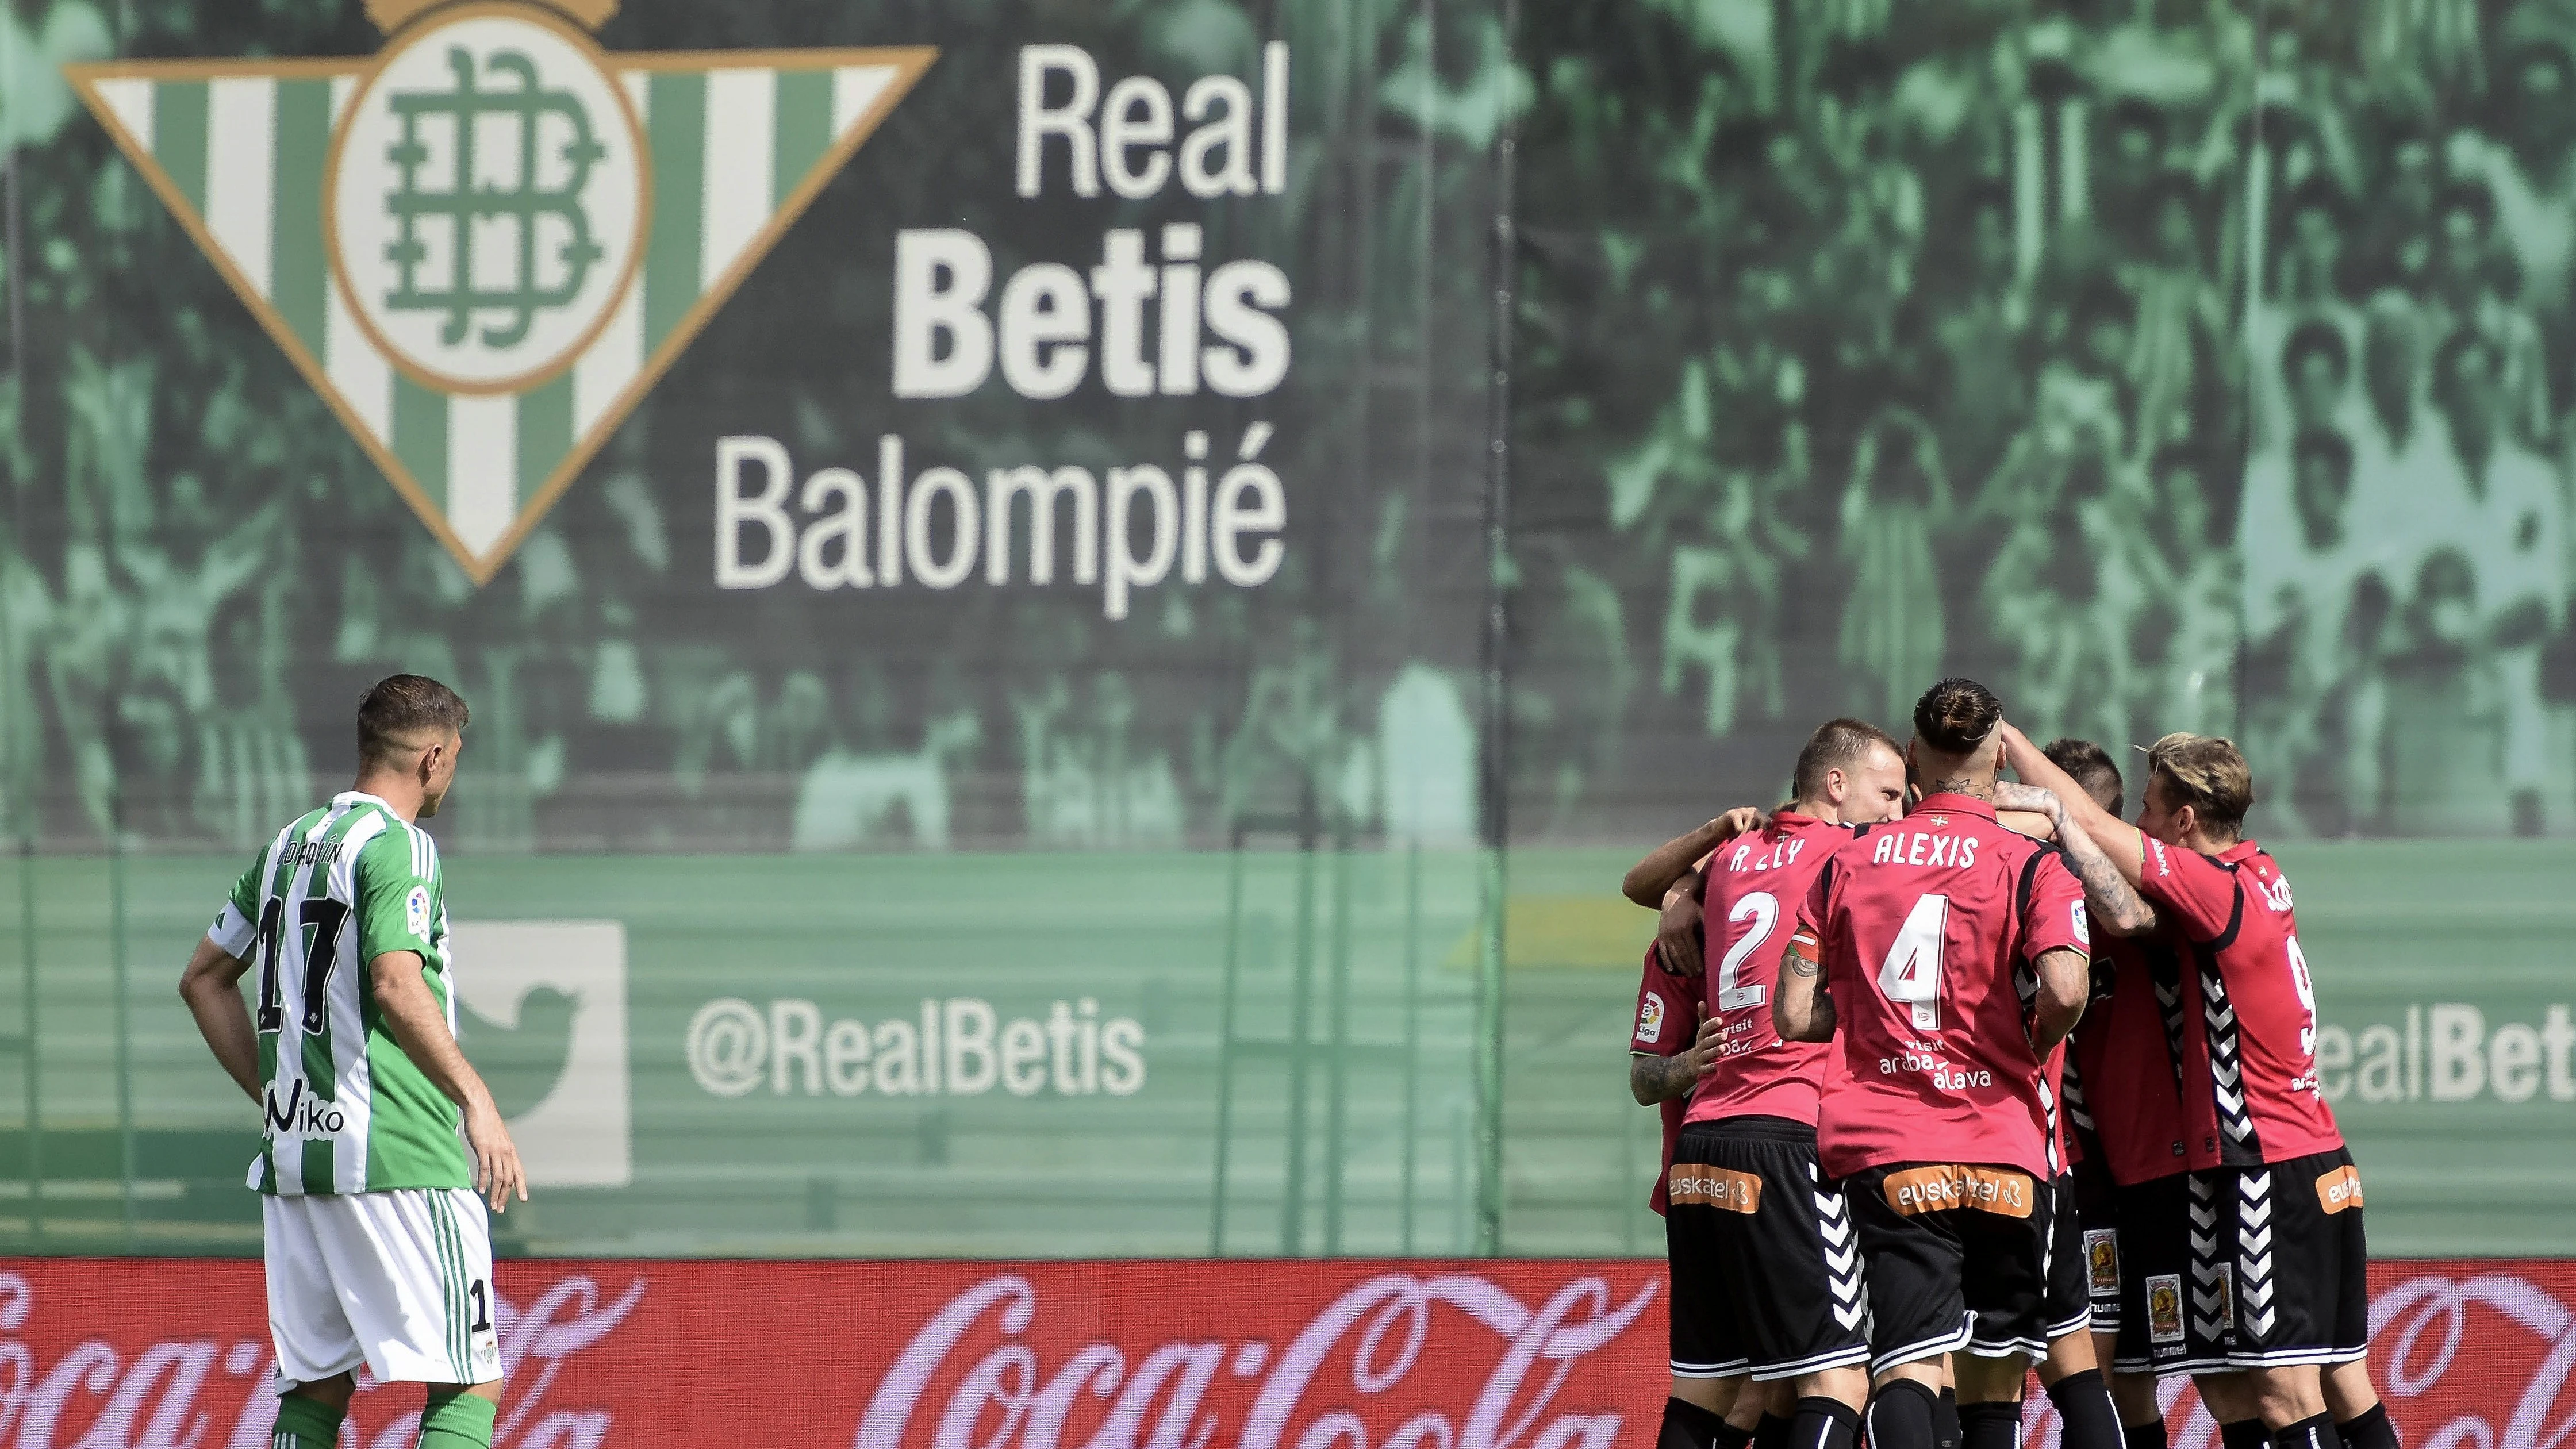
[
  {"left": 67, "top": 0, "right": 933, "bottom": 582},
  {"left": 405, "top": 883, "right": 431, "bottom": 939},
  {"left": 2070, "top": 899, "right": 2089, "bottom": 947},
  {"left": 1636, "top": 993, "right": 1664, "bottom": 1045}
]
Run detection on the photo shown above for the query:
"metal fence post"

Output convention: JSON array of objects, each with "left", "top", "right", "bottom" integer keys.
[
  {"left": 1281, "top": 789, "right": 1320, "bottom": 1256},
  {"left": 112, "top": 804, "right": 134, "bottom": 1248},
  {"left": 18, "top": 841, "right": 39, "bottom": 1248},
  {"left": 1472, "top": 0, "right": 1522, "bottom": 1254},
  {"left": 1321, "top": 826, "right": 1353, "bottom": 1255},
  {"left": 1398, "top": 841, "right": 1421, "bottom": 1254},
  {"left": 1209, "top": 826, "right": 1249, "bottom": 1256}
]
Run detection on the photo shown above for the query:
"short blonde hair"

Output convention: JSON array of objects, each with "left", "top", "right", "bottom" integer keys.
[{"left": 2145, "top": 733, "right": 2253, "bottom": 837}]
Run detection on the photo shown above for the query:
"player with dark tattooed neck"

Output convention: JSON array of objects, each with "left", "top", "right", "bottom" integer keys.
[{"left": 1773, "top": 678, "right": 2093, "bottom": 1449}]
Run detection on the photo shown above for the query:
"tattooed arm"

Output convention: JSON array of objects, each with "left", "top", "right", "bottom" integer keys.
[
  {"left": 2028, "top": 945, "right": 2090, "bottom": 1056},
  {"left": 1630, "top": 1007, "right": 1722, "bottom": 1105},
  {"left": 1993, "top": 779, "right": 2159, "bottom": 936},
  {"left": 2056, "top": 806, "right": 2160, "bottom": 936},
  {"left": 1772, "top": 932, "right": 1837, "bottom": 1043}
]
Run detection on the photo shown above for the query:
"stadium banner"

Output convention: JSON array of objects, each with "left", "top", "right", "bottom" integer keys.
[
  {"left": 17, "top": 0, "right": 2576, "bottom": 862},
  {"left": 10, "top": 843, "right": 2576, "bottom": 1259},
  {"left": 0, "top": 1258, "right": 2568, "bottom": 1449},
  {"left": 1507, "top": 0, "right": 2576, "bottom": 843},
  {"left": 6, "top": 0, "right": 1498, "bottom": 859},
  {"left": 17, "top": 0, "right": 2576, "bottom": 1267}
]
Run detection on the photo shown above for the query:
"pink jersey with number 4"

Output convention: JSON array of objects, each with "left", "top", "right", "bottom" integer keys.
[
  {"left": 1792, "top": 794, "right": 2091, "bottom": 1180},
  {"left": 1682, "top": 812, "right": 1851, "bottom": 1129}
]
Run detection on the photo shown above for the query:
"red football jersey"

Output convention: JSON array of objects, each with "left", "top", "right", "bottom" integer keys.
[
  {"left": 1794, "top": 794, "right": 2092, "bottom": 1180},
  {"left": 2066, "top": 933, "right": 2194, "bottom": 1185},
  {"left": 1684, "top": 812, "right": 1850, "bottom": 1129},
  {"left": 1630, "top": 945, "right": 1696, "bottom": 1214},
  {"left": 2136, "top": 837, "right": 2343, "bottom": 1168}
]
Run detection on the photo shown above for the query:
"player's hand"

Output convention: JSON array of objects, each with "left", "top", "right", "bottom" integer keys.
[
  {"left": 1996, "top": 721, "right": 2046, "bottom": 777},
  {"left": 1683, "top": 1004, "right": 1725, "bottom": 1079},
  {"left": 463, "top": 1098, "right": 528, "bottom": 1213},
  {"left": 1991, "top": 780, "right": 2063, "bottom": 840},
  {"left": 1712, "top": 806, "right": 1764, "bottom": 841},
  {"left": 1657, "top": 879, "right": 1706, "bottom": 976}
]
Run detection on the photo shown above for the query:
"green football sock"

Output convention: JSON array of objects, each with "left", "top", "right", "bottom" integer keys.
[
  {"left": 272, "top": 1393, "right": 344, "bottom": 1448},
  {"left": 418, "top": 1387, "right": 498, "bottom": 1449}
]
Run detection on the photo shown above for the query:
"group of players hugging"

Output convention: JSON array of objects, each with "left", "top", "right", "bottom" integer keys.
[{"left": 1625, "top": 679, "right": 2385, "bottom": 1449}]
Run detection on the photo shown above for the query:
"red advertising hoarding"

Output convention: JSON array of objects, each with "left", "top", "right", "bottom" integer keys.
[{"left": 0, "top": 1259, "right": 2566, "bottom": 1448}]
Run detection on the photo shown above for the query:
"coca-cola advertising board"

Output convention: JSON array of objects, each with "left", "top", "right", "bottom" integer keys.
[{"left": 0, "top": 1258, "right": 2567, "bottom": 1448}]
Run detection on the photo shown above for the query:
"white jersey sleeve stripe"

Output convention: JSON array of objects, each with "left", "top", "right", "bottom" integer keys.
[{"left": 328, "top": 812, "right": 388, "bottom": 1193}]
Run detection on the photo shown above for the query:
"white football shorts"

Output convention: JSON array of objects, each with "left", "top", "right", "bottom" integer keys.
[{"left": 263, "top": 1187, "right": 502, "bottom": 1389}]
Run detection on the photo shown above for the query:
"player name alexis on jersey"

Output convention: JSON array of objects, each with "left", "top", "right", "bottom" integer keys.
[{"left": 1864, "top": 827, "right": 1985, "bottom": 870}]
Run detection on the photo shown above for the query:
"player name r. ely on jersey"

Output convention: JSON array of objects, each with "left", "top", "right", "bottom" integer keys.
[{"left": 1724, "top": 832, "right": 1813, "bottom": 874}]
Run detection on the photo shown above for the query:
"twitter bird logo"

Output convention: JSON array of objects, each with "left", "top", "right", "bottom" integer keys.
[
  {"left": 450, "top": 920, "right": 631, "bottom": 1188},
  {"left": 460, "top": 985, "right": 579, "bottom": 1123}
]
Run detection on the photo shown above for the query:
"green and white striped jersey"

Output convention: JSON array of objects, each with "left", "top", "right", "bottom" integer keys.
[{"left": 208, "top": 791, "right": 471, "bottom": 1196}]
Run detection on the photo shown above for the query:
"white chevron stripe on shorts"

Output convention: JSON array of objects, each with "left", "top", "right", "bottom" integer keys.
[
  {"left": 1815, "top": 1181, "right": 1867, "bottom": 1331},
  {"left": 2189, "top": 1174, "right": 2226, "bottom": 1341},
  {"left": 2239, "top": 1169, "right": 2278, "bottom": 1337}
]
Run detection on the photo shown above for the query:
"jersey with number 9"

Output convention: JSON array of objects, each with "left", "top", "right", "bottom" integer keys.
[
  {"left": 1791, "top": 794, "right": 2091, "bottom": 1179},
  {"left": 2134, "top": 837, "right": 2343, "bottom": 1169},
  {"left": 206, "top": 791, "right": 470, "bottom": 1197},
  {"left": 1683, "top": 812, "right": 1854, "bottom": 1128}
]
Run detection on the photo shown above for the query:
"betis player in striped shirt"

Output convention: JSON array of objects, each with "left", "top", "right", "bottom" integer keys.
[{"left": 178, "top": 675, "right": 525, "bottom": 1449}]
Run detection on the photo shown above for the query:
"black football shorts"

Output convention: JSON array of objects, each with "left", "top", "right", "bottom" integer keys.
[
  {"left": 2113, "top": 1148, "right": 2371, "bottom": 1374},
  {"left": 1844, "top": 1159, "right": 2054, "bottom": 1373},
  {"left": 2044, "top": 1171, "right": 2096, "bottom": 1339},
  {"left": 1665, "top": 1117, "right": 1872, "bottom": 1381},
  {"left": 2068, "top": 1156, "right": 2123, "bottom": 1331}
]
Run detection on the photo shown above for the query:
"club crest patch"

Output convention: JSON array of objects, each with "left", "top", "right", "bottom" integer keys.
[
  {"left": 2084, "top": 1228, "right": 2120, "bottom": 1294},
  {"left": 2147, "top": 1273, "right": 2185, "bottom": 1345}
]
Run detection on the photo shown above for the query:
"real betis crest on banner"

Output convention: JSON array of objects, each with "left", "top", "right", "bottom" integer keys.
[{"left": 67, "top": 0, "right": 932, "bottom": 582}]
